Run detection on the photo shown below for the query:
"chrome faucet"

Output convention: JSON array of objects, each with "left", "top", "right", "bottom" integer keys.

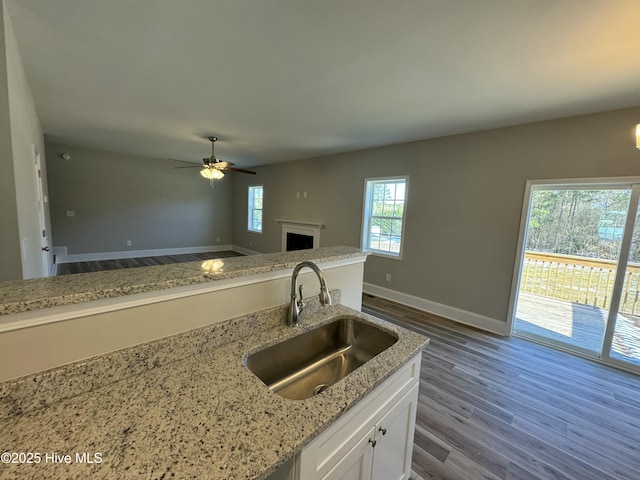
[{"left": 287, "top": 261, "right": 332, "bottom": 326}]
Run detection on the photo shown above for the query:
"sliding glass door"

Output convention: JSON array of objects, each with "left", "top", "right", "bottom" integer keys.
[
  {"left": 605, "top": 197, "right": 640, "bottom": 369},
  {"left": 511, "top": 179, "right": 640, "bottom": 373}
]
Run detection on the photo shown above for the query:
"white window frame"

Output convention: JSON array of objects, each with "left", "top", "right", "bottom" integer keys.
[
  {"left": 248, "top": 185, "right": 263, "bottom": 233},
  {"left": 361, "top": 176, "right": 409, "bottom": 259}
]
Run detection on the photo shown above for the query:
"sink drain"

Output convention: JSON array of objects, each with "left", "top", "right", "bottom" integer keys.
[{"left": 314, "top": 384, "right": 330, "bottom": 395}]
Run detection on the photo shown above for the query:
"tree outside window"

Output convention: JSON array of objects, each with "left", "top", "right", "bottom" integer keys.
[{"left": 362, "top": 177, "right": 408, "bottom": 258}]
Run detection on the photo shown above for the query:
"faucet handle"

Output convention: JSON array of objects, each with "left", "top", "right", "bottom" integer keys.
[{"left": 297, "top": 285, "right": 306, "bottom": 311}]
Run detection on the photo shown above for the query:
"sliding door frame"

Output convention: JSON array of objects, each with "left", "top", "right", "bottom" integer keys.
[{"left": 507, "top": 176, "right": 640, "bottom": 374}]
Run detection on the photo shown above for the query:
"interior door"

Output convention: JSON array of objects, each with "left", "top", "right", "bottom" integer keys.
[{"left": 34, "top": 149, "right": 51, "bottom": 276}]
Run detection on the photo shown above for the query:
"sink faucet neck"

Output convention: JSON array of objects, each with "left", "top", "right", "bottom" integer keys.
[{"left": 287, "top": 261, "right": 332, "bottom": 327}]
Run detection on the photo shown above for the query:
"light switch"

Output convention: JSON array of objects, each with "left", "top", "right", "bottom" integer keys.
[{"left": 66, "top": 210, "right": 75, "bottom": 217}]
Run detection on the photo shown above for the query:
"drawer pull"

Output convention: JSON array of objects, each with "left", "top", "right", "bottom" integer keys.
[
  {"left": 378, "top": 427, "right": 387, "bottom": 435},
  {"left": 368, "top": 438, "right": 377, "bottom": 448}
]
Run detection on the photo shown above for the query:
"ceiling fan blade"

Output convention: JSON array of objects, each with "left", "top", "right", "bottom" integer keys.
[
  {"left": 213, "top": 161, "right": 234, "bottom": 168},
  {"left": 173, "top": 165, "right": 202, "bottom": 169},
  {"left": 220, "top": 166, "right": 257, "bottom": 175},
  {"left": 170, "top": 158, "right": 201, "bottom": 165}
]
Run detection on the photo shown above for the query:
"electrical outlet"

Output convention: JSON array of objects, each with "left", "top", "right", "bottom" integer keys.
[
  {"left": 249, "top": 241, "right": 253, "bottom": 247},
  {"left": 216, "top": 237, "right": 220, "bottom": 242},
  {"left": 66, "top": 210, "right": 75, "bottom": 217},
  {"left": 385, "top": 273, "right": 391, "bottom": 282},
  {"left": 126, "top": 240, "right": 132, "bottom": 247}
]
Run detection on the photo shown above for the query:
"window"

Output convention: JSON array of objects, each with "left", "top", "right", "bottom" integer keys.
[
  {"left": 361, "top": 177, "right": 408, "bottom": 258},
  {"left": 248, "top": 186, "right": 263, "bottom": 233}
]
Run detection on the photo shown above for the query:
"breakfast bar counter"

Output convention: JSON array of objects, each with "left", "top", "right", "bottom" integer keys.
[
  {"left": 0, "top": 246, "right": 366, "bottom": 317},
  {"left": 0, "top": 298, "right": 428, "bottom": 480}
]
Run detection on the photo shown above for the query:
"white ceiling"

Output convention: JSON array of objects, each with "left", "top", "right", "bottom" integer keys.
[{"left": 6, "top": 0, "right": 640, "bottom": 167}]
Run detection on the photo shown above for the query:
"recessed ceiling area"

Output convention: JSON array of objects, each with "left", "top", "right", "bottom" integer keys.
[{"left": 6, "top": 0, "right": 640, "bottom": 167}]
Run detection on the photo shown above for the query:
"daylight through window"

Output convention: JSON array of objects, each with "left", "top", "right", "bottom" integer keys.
[
  {"left": 362, "top": 177, "right": 408, "bottom": 258},
  {"left": 248, "top": 186, "right": 263, "bottom": 233}
]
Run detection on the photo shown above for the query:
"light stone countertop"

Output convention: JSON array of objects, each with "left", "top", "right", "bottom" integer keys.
[
  {"left": 0, "top": 246, "right": 366, "bottom": 316},
  {"left": 0, "top": 298, "right": 429, "bottom": 480}
]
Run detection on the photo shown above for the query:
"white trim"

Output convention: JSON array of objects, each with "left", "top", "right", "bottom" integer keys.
[
  {"left": 506, "top": 180, "right": 533, "bottom": 334},
  {"left": 363, "top": 282, "right": 508, "bottom": 335},
  {"left": 524, "top": 176, "right": 640, "bottom": 190},
  {"left": 601, "top": 184, "right": 640, "bottom": 359},
  {"left": 275, "top": 218, "right": 325, "bottom": 228},
  {"left": 54, "top": 245, "right": 234, "bottom": 264},
  {"left": 277, "top": 220, "right": 323, "bottom": 251},
  {"left": 0, "top": 256, "right": 366, "bottom": 333}
]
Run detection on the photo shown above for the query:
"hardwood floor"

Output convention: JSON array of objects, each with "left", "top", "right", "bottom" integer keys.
[
  {"left": 56, "top": 250, "right": 243, "bottom": 275},
  {"left": 361, "top": 294, "right": 640, "bottom": 480}
]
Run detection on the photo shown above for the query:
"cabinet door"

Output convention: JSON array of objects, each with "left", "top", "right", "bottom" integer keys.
[
  {"left": 323, "top": 427, "right": 374, "bottom": 480},
  {"left": 371, "top": 384, "right": 419, "bottom": 480}
]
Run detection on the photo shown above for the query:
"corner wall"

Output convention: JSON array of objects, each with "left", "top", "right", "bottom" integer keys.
[
  {"left": 0, "top": 0, "right": 48, "bottom": 280},
  {"left": 0, "top": 1, "right": 21, "bottom": 281},
  {"left": 232, "top": 107, "right": 640, "bottom": 331}
]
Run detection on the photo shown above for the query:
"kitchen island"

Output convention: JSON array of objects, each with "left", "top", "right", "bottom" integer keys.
[{"left": 0, "top": 296, "right": 428, "bottom": 479}]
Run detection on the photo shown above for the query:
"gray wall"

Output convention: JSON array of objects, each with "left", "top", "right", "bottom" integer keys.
[
  {"left": 0, "top": 1, "right": 20, "bottom": 281},
  {"left": 46, "top": 142, "right": 233, "bottom": 255},
  {"left": 233, "top": 107, "right": 640, "bottom": 324},
  {"left": 0, "top": 0, "right": 49, "bottom": 281}
]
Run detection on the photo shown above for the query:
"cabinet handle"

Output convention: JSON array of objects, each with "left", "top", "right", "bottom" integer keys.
[
  {"left": 368, "top": 438, "right": 377, "bottom": 448},
  {"left": 378, "top": 427, "right": 387, "bottom": 435}
]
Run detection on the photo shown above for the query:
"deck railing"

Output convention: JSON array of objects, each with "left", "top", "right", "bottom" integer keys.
[{"left": 520, "top": 251, "right": 640, "bottom": 316}]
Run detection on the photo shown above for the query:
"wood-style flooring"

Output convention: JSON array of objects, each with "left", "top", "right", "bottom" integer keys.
[
  {"left": 361, "top": 294, "right": 640, "bottom": 480},
  {"left": 56, "top": 250, "right": 243, "bottom": 275}
]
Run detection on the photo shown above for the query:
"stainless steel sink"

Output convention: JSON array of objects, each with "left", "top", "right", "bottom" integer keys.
[{"left": 245, "top": 316, "right": 398, "bottom": 400}]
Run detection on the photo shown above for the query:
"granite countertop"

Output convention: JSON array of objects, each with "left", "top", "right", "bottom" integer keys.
[
  {"left": 0, "top": 246, "right": 367, "bottom": 316},
  {"left": 0, "top": 298, "right": 428, "bottom": 480}
]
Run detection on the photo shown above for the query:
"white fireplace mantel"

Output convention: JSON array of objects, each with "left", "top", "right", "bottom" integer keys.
[{"left": 276, "top": 219, "right": 325, "bottom": 251}]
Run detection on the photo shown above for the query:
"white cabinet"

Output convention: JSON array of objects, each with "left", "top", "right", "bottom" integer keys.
[
  {"left": 371, "top": 384, "right": 418, "bottom": 480},
  {"left": 297, "top": 353, "right": 421, "bottom": 480},
  {"left": 322, "top": 428, "right": 374, "bottom": 480}
]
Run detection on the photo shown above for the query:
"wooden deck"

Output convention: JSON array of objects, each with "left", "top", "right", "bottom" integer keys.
[{"left": 515, "top": 293, "right": 640, "bottom": 366}]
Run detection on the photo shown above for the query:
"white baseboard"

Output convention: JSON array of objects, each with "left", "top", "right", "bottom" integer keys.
[
  {"left": 55, "top": 245, "right": 235, "bottom": 264},
  {"left": 231, "top": 245, "right": 261, "bottom": 256},
  {"left": 363, "top": 282, "right": 508, "bottom": 336}
]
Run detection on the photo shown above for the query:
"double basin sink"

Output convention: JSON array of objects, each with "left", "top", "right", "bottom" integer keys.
[{"left": 245, "top": 316, "right": 398, "bottom": 400}]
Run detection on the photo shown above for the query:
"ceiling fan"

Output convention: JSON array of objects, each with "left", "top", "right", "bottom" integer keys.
[{"left": 173, "top": 136, "right": 256, "bottom": 182}]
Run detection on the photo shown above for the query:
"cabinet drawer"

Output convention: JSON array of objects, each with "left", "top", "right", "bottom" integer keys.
[{"left": 299, "top": 353, "right": 421, "bottom": 478}]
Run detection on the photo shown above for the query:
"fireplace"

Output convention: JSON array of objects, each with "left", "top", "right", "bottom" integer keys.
[
  {"left": 277, "top": 219, "right": 324, "bottom": 252},
  {"left": 286, "top": 232, "right": 314, "bottom": 251}
]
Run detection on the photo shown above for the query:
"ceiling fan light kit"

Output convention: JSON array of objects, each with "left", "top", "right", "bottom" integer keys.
[{"left": 172, "top": 136, "right": 256, "bottom": 187}]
